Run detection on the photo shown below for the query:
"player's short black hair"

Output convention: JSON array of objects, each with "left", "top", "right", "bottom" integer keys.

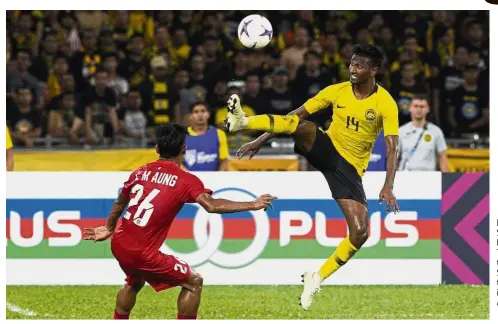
[
  {"left": 351, "top": 44, "right": 386, "bottom": 69},
  {"left": 189, "top": 101, "right": 209, "bottom": 113},
  {"left": 155, "top": 123, "right": 189, "bottom": 158}
]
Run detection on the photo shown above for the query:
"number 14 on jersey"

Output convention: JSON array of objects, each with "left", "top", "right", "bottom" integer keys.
[{"left": 346, "top": 116, "right": 360, "bottom": 132}]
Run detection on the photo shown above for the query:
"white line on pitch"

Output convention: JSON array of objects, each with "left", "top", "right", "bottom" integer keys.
[{"left": 6, "top": 302, "right": 55, "bottom": 318}]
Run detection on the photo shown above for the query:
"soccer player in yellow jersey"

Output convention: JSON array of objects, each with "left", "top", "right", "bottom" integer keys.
[{"left": 223, "top": 44, "right": 400, "bottom": 310}]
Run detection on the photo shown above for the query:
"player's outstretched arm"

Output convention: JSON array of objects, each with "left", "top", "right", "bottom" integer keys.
[
  {"left": 379, "top": 135, "right": 400, "bottom": 213},
  {"left": 196, "top": 193, "right": 277, "bottom": 214},
  {"left": 83, "top": 192, "right": 130, "bottom": 242}
]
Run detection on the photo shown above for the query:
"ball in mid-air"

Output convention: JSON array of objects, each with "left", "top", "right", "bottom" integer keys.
[{"left": 238, "top": 14, "right": 273, "bottom": 49}]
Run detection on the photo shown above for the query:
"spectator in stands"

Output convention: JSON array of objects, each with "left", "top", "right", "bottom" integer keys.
[
  {"left": 78, "top": 68, "right": 120, "bottom": 145},
  {"left": 59, "top": 11, "right": 81, "bottom": 55},
  {"left": 377, "top": 25, "right": 396, "bottom": 62},
  {"left": 434, "top": 45, "right": 468, "bottom": 126},
  {"left": 118, "top": 90, "right": 147, "bottom": 143},
  {"left": 184, "top": 102, "right": 229, "bottom": 171},
  {"left": 71, "top": 29, "right": 102, "bottom": 91},
  {"left": 322, "top": 33, "right": 339, "bottom": 66},
  {"left": 293, "top": 50, "right": 334, "bottom": 127},
  {"left": 465, "top": 20, "right": 488, "bottom": 62},
  {"left": 138, "top": 56, "right": 178, "bottom": 132},
  {"left": 398, "top": 95, "right": 448, "bottom": 172},
  {"left": 202, "top": 35, "right": 230, "bottom": 89},
  {"left": 170, "top": 28, "right": 192, "bottom": 68},
  {"left": 47, "top": 92, "right": 83, "bottom": 144},
  {"left": 447, "top": 65, "right": 489, "bottom": 135},
  {"left": 309, "top": 39, "right": 323, "bottom": 57},
  {"left": 118, "top": 33, "right": 148, "bottom": 87},
  {"left": 40, "top": 55, "right": 68, "bottom": 101},
  {"left": 11, "top": 11, "right": 38, "bottom": 54},
  {"left": 6, "top": 128, "right": 14, "bottom": 171},
  {"left": 242, "top": 73, "right": 263, "bottom": 113},
  {"left": 7, "top": 88, "right": 42, "bottom": 148},
  {"left": 189, "top": 54, "right": 208, "bottom": 90},
  {"left": 91, "top": 52, "right": 129, "bottom": 105},
  {"left": 393, "top": 35, "right": 433, "bottom": 81},
  {"left": 263, "top": 67, "right": 296, "bottom": 115},
  {"left": 112, "top": 10, "right": 132, "bottom": 55},
  {"left": 29, "top": 31, "right": 59, "bottom": 83},
  {"left": 355, "top": 28, "right": 374, "bottom": 45},
  {"left": 145, "top": 25, "right": 170, "bottom": 61},
  {"left": 468, "top": 48, "right": 486, "bottom": 70},
  {"left": 171, "top": 68, "right": 193, "bottom": 122},
  {"left": 390, "top": 62, "right": 428, "bottom": 126},
  {"left": 293, "top": 50, "right": 334, "bottom": 105},
  {"left": 280, "top": 27, "right": 309, "bottom": 80},
  {"left": 232, "top": 50, "right": 250, "bottom": 82},
  {"left": 6, "top": 50, "right": 42, "bottom": 108},
  {"left": 47, "top": 72, "right": 78, "bottom": 111},
  {"left": 99, "top": 29, "right": 118, "bottom": 55}
]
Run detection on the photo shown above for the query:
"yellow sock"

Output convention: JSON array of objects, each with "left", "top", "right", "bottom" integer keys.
[
  {"left": 246, "top": 115, "right": 299, "bottom": 134},
  {"left": 318, "top": 236, "right": 359, "bottom": 281}
]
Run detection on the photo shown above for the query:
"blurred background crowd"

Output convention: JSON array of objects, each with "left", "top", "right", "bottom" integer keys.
[{"left": 5, "top": 10, "right": 489, "bottom": 156}]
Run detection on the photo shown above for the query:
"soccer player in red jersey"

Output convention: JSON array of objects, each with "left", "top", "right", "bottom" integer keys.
[{"left": 83, "top": 123, "right": 276, "bottom": 320}]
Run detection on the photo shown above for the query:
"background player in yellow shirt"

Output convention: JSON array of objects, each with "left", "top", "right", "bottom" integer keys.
[{"left": 223, "top": 44, "right": 400, "bottom": 310}]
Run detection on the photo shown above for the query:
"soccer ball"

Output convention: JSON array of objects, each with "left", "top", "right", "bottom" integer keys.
[{"left": 238, "top": 14, "right": 273, "bottom": 49}]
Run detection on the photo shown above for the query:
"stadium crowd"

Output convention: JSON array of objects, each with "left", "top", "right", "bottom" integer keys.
[{"left": 6, "top": 10, "right": 489, "bottom": 149}]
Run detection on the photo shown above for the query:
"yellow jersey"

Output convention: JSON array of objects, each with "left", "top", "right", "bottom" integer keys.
[
  {"left": 304, "top": 81, "right": 399, "bottom": 177},
  {"left": 6, "top": 128, "right": 13, "bottom": 150}
]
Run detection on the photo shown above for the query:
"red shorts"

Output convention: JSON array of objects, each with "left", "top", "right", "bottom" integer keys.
[{"left": 112, "top": 246, "right": 192, "bottom": 292}]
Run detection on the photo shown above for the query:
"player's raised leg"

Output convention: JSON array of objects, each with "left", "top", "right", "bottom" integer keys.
[
  {"left": 177, "top": 270, "right": 204, "bottom": 320},
  {"left": 223, "top": 94, "right": 319, "bottom": 156},
  {"left": 300, "top": 198, "right": 368, "bottom": 310},
  {"left": 223, "top": 94, "right": 301, "bottom": 135},
  {"left": 114, "top": 279, "right": 145, "bottom": 319}
]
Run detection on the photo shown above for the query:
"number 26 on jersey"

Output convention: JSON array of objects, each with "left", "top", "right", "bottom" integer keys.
[{"left": 123, "top": 184, "right": 160, "bottom": 227}]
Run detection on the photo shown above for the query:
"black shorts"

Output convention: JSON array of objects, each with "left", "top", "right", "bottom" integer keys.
[{"left": 294, "top": 127, "right": 368, "bottom": 206}]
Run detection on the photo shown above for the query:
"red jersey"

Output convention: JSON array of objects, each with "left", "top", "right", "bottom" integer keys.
[{"left": 112, "top": 159, "right": 212, "bottom": 257}]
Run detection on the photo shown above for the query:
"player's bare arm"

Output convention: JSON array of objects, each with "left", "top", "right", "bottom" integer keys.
[
  {"left": 379, "top": 135, "right": 400, "bottom": 213},
  {"left": 83, "top": 192, "right": 130, "bottom": 242},
  {"left": 196, "top": 193, "right": 277, "bottom": 213},
  {"left": 236, "top": 105, "right": 312, "bottom": 159}
]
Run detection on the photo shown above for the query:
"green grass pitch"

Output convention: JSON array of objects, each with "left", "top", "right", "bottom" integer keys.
[{"left": 6, "top": 285, "right": 489, "bottom": 319}]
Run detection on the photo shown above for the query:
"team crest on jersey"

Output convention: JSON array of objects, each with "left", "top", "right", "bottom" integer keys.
[
  {"left": 365, "top": 109, "right": 376, "bottom": 121},
  {"left": 424, "top": 134, "right": 432, "bottom": 142}
]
